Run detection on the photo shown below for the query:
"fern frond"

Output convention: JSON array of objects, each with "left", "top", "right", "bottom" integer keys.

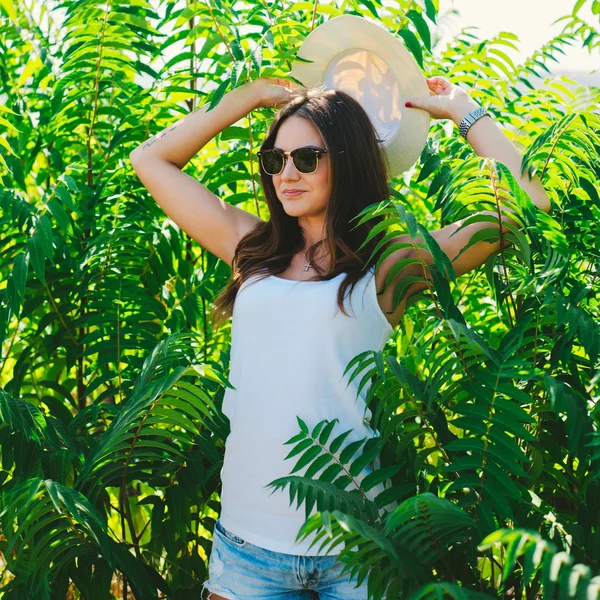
[
  {"left": 295, "top": 509, "right": 432, "bottom": 599},
  {"left": 76, "top": 335, "right": 230, "bottom": 499},
  {"left": 384, "top": 493, "right": 475, "bottom": 568},
  {"left": 0, "top": 478, "right": 163, "bottom": 599},
  {"left": 409, "top": 582, "right": 496, "bottom": 600},
  {"left": 0, "top": 390, "right": 83, "bottom": 483},
  {"left": 479, "top": 528, "right": 600, "bottom": 599},
  {"left": 267, "top": 416, "right": 390, "bottom": 518}
]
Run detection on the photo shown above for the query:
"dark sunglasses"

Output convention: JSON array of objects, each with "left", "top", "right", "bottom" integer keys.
[{"left": 257, "top": 146, "right": 328, "bottom": 175}]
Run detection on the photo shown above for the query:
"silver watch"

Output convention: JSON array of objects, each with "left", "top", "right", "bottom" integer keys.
[{"left": 459, "top": 106, "right": 489, "bottom": 140}]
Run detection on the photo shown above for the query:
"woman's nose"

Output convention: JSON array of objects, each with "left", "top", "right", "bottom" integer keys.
[{"left": 281, "top": 155, "right": 300, "bottom": 178}]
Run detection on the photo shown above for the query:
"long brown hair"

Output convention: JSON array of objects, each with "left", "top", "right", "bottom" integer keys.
[{"left": 211, "top": 88, "right": 394, "bottom": 329}]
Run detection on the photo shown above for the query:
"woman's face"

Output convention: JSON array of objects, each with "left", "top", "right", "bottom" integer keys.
[{"left": 270, "top": 116, "right": 332, "bottom": 220}]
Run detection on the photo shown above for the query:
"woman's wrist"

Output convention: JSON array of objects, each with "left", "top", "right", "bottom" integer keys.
[
  {"left": 449, "top": 98, "right": 482, "bottom": 127},
  {"left": 245, "top": 80, "right": 265, "bottom": 110}
]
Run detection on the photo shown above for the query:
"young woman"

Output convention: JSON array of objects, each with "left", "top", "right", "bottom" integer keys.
[{"left": 130, "top": 76, "right": 551, "bottom": 600}]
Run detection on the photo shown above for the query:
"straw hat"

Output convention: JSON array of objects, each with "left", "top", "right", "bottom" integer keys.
[{"left": 290, "top": 14, "right": 430, "bottom": 177}]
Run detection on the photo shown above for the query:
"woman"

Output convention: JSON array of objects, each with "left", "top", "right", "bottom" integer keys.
[{"left": 129, "top": 76, "right": 551, "bottom": 599}]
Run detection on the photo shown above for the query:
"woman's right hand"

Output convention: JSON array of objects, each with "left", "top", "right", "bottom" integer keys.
[{"left": 251, "top": 77, "right": 308, "bottom": 109}]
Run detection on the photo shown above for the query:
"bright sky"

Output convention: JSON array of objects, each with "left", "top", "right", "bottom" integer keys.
[{"left": 436, "top": 0, "right": 599, "bottom": 79}]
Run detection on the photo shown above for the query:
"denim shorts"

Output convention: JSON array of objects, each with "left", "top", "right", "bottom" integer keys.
[{"left": 202, "top": 519, "right": 384, "bottom": 599}]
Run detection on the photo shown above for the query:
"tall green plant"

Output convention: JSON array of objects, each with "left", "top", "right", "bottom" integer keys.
[{"left": 0, "top": 0, "right": 598, "bottom": 598}]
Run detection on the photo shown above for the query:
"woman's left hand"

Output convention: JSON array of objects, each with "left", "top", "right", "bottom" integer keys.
[{"left": 404, "top": 76, "right": 478, "bottom": 122}]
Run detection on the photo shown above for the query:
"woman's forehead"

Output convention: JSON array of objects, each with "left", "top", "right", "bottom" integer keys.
[{"left": 274, "top": 116, "right": 324, "bottom": 149}]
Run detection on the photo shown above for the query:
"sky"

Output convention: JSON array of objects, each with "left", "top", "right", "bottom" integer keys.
[{"left": 435, "top": 0, "right": 599, "bottom": 83}]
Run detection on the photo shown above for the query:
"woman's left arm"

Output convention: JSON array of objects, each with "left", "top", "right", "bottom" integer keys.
[
  {"left": 401, "top": 76, "right": 552, "bottom": 280},
  {"left": 441, "top": 83, "right": 551, "bottom": 216},
  {"left": 377, "top": 76, "right": 553, "bottom": 326}
]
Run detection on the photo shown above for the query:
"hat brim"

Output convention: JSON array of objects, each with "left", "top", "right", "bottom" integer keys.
[{"left": 290, "top": 14, "right": 430, "bottom": 177}]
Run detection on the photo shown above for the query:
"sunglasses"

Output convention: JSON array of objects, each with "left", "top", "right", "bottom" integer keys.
[{"left": 257, "top": 146, "right": 328, "bottom": 175}]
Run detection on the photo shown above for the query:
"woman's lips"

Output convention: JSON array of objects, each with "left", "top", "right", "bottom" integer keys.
[{"left": 283, "top": 190, "right": 305, "bottom": 197}]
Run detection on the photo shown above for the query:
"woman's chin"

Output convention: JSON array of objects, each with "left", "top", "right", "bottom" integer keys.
[{"left": 281, "top": 200, "right": 306, "bottom": 213}]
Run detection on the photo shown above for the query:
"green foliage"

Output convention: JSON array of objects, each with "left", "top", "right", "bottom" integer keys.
[
  {"left": 1, "top": 0, "right": 599, "bottom": 598},
  {"left": 266, "top": 416, "right": 399, "bottom": 523},
  {"left": 479, "top": 529, "right": 600, "bottom": 599},
  {"left": 0, "top": 479, "right": 162, "bottom": 599}
]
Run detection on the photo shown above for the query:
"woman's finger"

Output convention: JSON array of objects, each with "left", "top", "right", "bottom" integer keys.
[
  {"left": 427, "top": 76, "right": 445, "bottom": 84},
  {"left": 429, "top": 76, "right": 451, "bottom": 90},
  {"left": 426, "top": 79, "right": 442, "bottom": 90}
]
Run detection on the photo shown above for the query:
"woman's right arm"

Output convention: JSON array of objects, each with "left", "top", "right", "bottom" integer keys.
[{"left": 129, "top": 81, "right": 268, "bottom": 268}]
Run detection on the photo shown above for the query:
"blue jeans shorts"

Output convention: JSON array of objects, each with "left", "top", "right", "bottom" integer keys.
[{"left": 202, "top": 519, "right": 384, "bottom": 599}]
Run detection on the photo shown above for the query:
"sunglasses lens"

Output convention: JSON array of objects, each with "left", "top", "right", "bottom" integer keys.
[
  {"left": 261, "top": 152, "right": 284, "bottom": 175},
  {"left": 293, "top": 148, "right": 318, "bottom": 173},
  {"left": 260, "top": 149, "right": 321, "bottom": 175}
]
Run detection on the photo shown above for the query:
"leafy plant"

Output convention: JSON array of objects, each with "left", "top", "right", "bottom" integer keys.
[{"left": 1, "top": 0, "right": 599, "bottom": 598}]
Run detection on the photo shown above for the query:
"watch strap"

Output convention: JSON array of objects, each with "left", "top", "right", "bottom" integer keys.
[{"left": 459, "top": 106, "right": 489, "bottom": 140}]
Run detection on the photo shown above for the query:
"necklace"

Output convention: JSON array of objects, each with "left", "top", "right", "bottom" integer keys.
[
  {"left": 301, "top": 240, "right": 328, "bottom": 272},
  {"left": 303, "top": 250, "right": 312, "bottom": 272}
]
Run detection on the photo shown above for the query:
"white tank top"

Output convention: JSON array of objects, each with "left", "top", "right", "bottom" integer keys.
[{"left": 219, "top": 265, "right": 394, "bottom": 555}]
